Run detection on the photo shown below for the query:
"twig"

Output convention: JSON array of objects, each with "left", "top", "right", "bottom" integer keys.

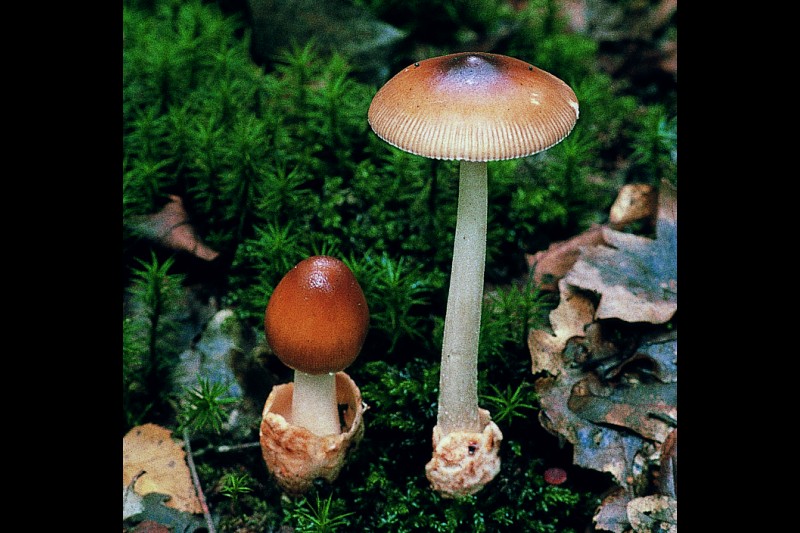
[
  {"left": 193, "top": 441, "right": 261, "bottom": 458},
  {"left": 183, "top": 429, "right": 216, "bottom": 533}
]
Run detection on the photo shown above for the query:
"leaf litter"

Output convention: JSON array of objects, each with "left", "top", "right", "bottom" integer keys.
[
  {"left": 123, "top": 423, "right": 202, "bottom": 514},
  {"left": 528, "top": 180, "right": 677, "bottom": 532}
]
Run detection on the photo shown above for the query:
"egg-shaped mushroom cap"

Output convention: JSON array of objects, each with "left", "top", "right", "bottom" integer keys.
[
  {"left": 368, "top": 52, "right": 579, "bottom": 162},
  {"left": 265, "top": 256, "right": 370, "bottom": 375}
]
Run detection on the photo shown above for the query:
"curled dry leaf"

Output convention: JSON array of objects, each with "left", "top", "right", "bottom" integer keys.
[
  {"left": 529, "top": 279, "right": 595, "bottom": 376},
  {"left": 608, "top": 183, "right": 657, "bottom": 229},
  {"left": 129, "top": 195, "right": 219, "bottom": 261},
  {"left": 564, "top": 181, "right": 676, "bottom": 324},
  {"left": 527, "top": 225, "right": 606, "bottom": 292},
  {"left": 122, "top": 423, "right": 202, "bottom": 515},
  {"left": 529, "top": 181, "right": 677, "bottom": 531},
  {"left": 534, "top": 353, "right": 651, "bottom": 491}
]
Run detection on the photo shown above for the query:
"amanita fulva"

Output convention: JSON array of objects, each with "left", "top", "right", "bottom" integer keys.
[
  {"left": 259, "top": 255, "right": 370, "bottom": 494},
  {"left": 368, "top": 52, "right": 578, "bottom": 497}
]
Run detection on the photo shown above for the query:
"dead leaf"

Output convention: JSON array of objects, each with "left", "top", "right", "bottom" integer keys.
[
  {"left": 608, "top": 183, "right": 657, "bottom": 229},
  {"left": 627, "top": 494, "right": 677, "bottom": 532},
  {"left": 125, "top": 493, "right": 207, "bottom": 533},
  {"left": 123, "top": 473, "right": 145, "bottom": 520},
  {"left": 568, "top": 373, "right": 676, "bottom": 443},
  {"left": 529, "top": 280, "right": 596, "bottom": 376},
  {"left": 131, "top": 520, "right": 172, "bottom": 533},
  {"left": 527, "top": 225, "right": 606, "bottom": 292},
  {"left": 564, "top": 181, "right": 676, "bottom": 324},
  {"left": 535, "top": 370, "right": 650, "bottom": 490},
  {"left": 122, "top": 423, "right": 202, "bottom": 515},
  {"left": 129, "top": 195, "right": 219, "bottom": 261},
  {"left": 529, "top": 182, "right": 678, "bottom": 533},
  {"left": 605, "top": 333, "right": 677, "bottom": 384},
  {"left": 593, "top": 487, "right": 631, "bottom": 533},
  {"left": 532, "top": 282, "right": 648, "bottom": 490}
]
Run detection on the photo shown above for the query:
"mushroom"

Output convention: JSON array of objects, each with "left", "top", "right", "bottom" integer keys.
[
  {"left": 543, "top": 467, "right": 568, "bottom": 485},
  {"left": 368, "top": 52, "right": 579, "bottom": 497},
  {"left": 259, "top": 255, "right": 370, "bottom": 494}
]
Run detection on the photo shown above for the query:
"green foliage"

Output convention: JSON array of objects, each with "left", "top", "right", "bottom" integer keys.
[
  {"left": 285, "top": 493, "right": 355, "bottom": 533},
  {"left": 497, "top": 279, "right": 547, "bottom": 345},
  {"left": 122, "top": 317, "right": 151, "bottom": 428},
  {"left": 220, "top": 471, "right": 254, "bottom": 514},
  {"left": 356, "top": 358, "right": 439, "bottom": 434},
  {"left": 506, "top": 0, "right": 598, "bottom": 81},
  {"left": 348, "top": 252, "right": 444, "bottom": 353},
  {"left": 220, "top": 471, "right": 254, "bottom": 499},
  {"left": 629, "top": 105, "right": 678, "bottom": 186},
  {"left": 481, "top": 382, "right": 538, "bottom": 425},
  {"left": 177, "top": 376, "right": 238, "bottom": 435},
  {"left": 123, "top": 252, "right": 185, "bottom": 427}
]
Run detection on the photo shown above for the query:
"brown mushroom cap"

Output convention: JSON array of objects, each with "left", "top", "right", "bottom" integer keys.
[
  {"left": 368, "top": 52, "right": 579, "bottom": 162},
  {"left": 265, "top": 256, "right": 369, "bottom": 375}
]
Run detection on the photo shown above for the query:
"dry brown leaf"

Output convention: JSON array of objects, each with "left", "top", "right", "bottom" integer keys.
[
  {"left": 530, "top": 183, "right": 678, "bottom": 532},
  {"left": 627, "top": 494, "right": 677, "bottom": 532},
  {"left": 529, "top": 279, "right": 595, "bottom": 376},
  {"left": 537, "top": 372, "right": 650, "bottom": 491},
  {"left": 608, "top": 183, "right": 657, "bottom": 229},
  {"left": 129, "top": 195, "right": 219, "bottom": 261},
  {"left": 593, "top": 487, "right": 632, "bottom": 533},
  {"left": 122, "top": 423, "right": 202, "bottom": 515},
  {"left": 528, "top": 183, "right": 660, "bottom": 291},
  {"left": 527, "top": 225, "right": 606, "bottom": 292},
  {"left": 131, "top": 521, "right": 173, "bottom": 533},
  {"left": 568, "top": 373, "right": 676, "bottom": 443},
  {"left": 564, "top": 181, "right": 676, "bottom": 324}
]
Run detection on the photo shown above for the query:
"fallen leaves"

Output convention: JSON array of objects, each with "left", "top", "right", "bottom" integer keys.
[
  {"left": 564, "top": 219, "right": 676, "bottom": 324},
  {"left": 528, "top": 180, "right": 677, "bottom": 532},
  {"left": 528, "top": 225, "right": 606, "bottom": 292},
  {"left": 122, "top": 423, "right": 203, "bottom": 515},
  {"left": 532, "top": 181, "right": 676, "bottom": 324},
  {"left": 627, "top": 494, "right": 677, "bottom": 533}
]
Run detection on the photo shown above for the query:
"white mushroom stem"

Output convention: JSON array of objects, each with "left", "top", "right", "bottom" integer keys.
[
  {"left": 437, "top": 160, "right": 487, "bottom": 435},
  {"left": 291, "top": 370, "right": 341, "bottom": 436}
]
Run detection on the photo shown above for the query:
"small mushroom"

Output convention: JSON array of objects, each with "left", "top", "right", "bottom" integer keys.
[
  {"left": 543, "top": 467, "right": 568, "bottom": 485},
  {"left": 264, "top": 255, "right": 369, "bottom": 436},
  {"left": 259, "top": 255, "right": 370, "bottom": 494},
  {"left": 369, "top": 52, "right": 579, "bottom": 496}
]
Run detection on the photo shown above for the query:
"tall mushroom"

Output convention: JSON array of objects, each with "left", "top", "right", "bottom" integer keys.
[
  {"left": 259, "top": 255, "right": 370, "bottom": 494},
  {"left": 368, "top": 52, "right": 579, "bottom": 497}
]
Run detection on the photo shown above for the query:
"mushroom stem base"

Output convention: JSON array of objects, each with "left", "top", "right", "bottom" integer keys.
[
  {"left": 259, "top": 372, "right": 367, "bottom": 495},
  {"left": 425, "top": 408, "right": 502, "bottom": 498}
]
